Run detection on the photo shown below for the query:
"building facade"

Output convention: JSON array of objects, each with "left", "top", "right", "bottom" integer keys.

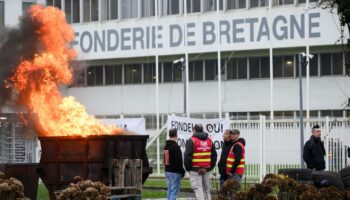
[{"left": 1, "top": 0, "right": 350, "bottom": 130}]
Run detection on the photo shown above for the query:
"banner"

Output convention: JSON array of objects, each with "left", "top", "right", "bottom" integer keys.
[
  {"left": 100, "top": 118, "right": 146, "bottom": 135},
  {"left": 167, "top": 115, "right": 229, "bottom": 152}
]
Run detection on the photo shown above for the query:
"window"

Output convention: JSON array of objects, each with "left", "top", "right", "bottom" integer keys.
[
  {"left": 0, "top": 1, "right": 3, "bottom": 27},
  {"left": 190, "top": 113, "right": 204, "bottom": 119},
  {"left": 187, "top": 0, "right": 201, "bottom": 13},
  {"left": 46, "top": 0, "right": 61, "bottom": 9},
  {"left": 121, "top": 0, "right": 138, "bottom": 19},
  {"left": 142, "top": 0, "right": 155, "bottom": 17},
  {"left": 333, "top": 110, "right": 344, "bottom": 117},
  {"left": 283, "top": 111, "right": 294, "bottom": 119},
  {"left": 124, "top": 64, "right": 142, "bottom": 84},
  {"left": 162, "top": 0, "right": 180, "bottom": 15},
  {"left": 87, "top": 66, "right": 103, "bottom": 86},
  {"left": 65, "top": 0, "right": 80, "bottom": 23},
  {"left": 145, "top": 115, "right": 158, "bottom": 129},
  {"left": 204, "top": 0, "right": 223, "bottom": 12},
  {"left": 296, "top": 54, "right": 318, "bottom": 77},
  {"left": 320, "top": 53, "right": 343, "bottom": 76},
  {"left": 320, "top": 110, "right": 332, "bottom": 117},
  {"left": 249, "top": 112, "right": 260, "bottom": 120},
  {"left": 310, "top": 54, "right": 319, "bottom": 76},
  {"left": 144, "top": 63, "right": 154, "bottom": 83},
  {"left": 23, "top": 2, "right": 35, "bottom": 14},
  {"left": 249, "top": 57, "right": 270, "bottom": 79},
  {"left": 332, "top": 53, "right": 343, "bottom": 75},
  {"left": 298, "top": 0, "right": 318, "bottom": 3},
  {"left": 229, "top": 112, "right": 248, "bottom": 120},
  {"left": 163, "top": 62, "right": 182, "bottom": 82},
  {"left": 284, "top": 56, "right": 294, "bottom": 77},
  {"left": 273, "top": 55, "right": 294, "bottom": 78},
  {"left": 261, "top": 57, "right": 270, "bottom": 78},
  {"left": 227, "top": 58, "right": 247, "bottom": 80},
  {"left": 205, "top": 60, "right": 218, "bottom": 81},
  {"left": 321, "top": 53, "right": 331, "bottom": 75},
  {"left": 273, "top": 56, "right": 283, "bottom": 77},
  {"left": 83, "top": 0, "right": 99, "bottom": 22},
  {"left": 297, "top": 110, "right": 318, "bottom": 118},
  {"left": 250, "top": 0, "right": 268, "bottom": 8},
  {"left": 227, "top": 0, "right": 246, "bottom": 9},
  {"left": 189, "top": 60, "right": 203, "bottom": 81},
  {"left": 277, "top": 0, "right": 293, "bottom": 5},
  {"left": 249, "top": 57, "right": 259, "bottom": 79},
  {"left": 102, "top": 0, "right": 118, "bottom": 20},
  {"left": 105, "top": 65, "right": 122, "bottom": 85}
]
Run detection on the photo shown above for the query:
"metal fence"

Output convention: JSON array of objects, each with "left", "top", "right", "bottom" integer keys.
[
  {"left": 146, "top": 116, "right": 350, "bottom": 182},
  {"left": 0, "top": 114, "right": 37, "bottom": 163}
]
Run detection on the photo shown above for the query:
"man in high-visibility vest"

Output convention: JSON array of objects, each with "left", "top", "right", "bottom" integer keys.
[
  {"left": 225, "top": 129, "right": 245, "bottom": 183},
  {"left": 218, "top": 129, "right": 235, "bottom": 187},
  {"left": 184, "top": 124, "right": 217, "bottom": 200}
]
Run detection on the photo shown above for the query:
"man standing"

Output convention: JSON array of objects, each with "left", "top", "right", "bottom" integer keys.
[
  {"left": 218, "top": 129, "right": 235, "bottom": 187},
  {"left": 303, "top": 125, "right": 326, "bottom": 171},
  {"left": 184, "top": 124, "right": 217, "bottom": 200},
  {"left": 226, "top": 129, "right": 246, "bottom": 183},
  {"left": 164, "top": 128, "right": 185, "bottom": 200}
]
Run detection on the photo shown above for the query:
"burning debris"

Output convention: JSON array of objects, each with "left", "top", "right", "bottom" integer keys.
[{"left": 2, "top": 5, "right": 123, "bottom": 137}]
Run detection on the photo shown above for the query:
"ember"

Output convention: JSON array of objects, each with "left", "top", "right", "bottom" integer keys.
[{"left": 6, "top": 5, "right": 122, "bottom": 137}]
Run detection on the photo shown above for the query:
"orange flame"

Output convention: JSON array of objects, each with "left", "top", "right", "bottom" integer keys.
[{"left": 7, "top": 5, "right": 123, "bottom": 137}]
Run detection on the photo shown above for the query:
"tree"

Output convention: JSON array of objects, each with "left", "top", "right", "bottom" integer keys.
[{"left": 323, "top": 0, "right": 350, "bottom": 75}]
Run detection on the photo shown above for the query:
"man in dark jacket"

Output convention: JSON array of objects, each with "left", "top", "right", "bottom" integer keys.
[
  {"left": 164, "top": 128, "right": 185, "bottom": 200},
  {"left": 303, "top": 125, "right": 326, "bottom": 171},
  {"left": 184, "top": 124, "right": 217, "bottom": 200},
  {"left": 218, "top": 129, "right": 235, "bottom": 187},
  {"left": 226, "top": 129, "right": 246, "bottom": 183}
]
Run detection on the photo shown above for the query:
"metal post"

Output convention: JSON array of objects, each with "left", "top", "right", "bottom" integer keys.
[
  {"left": 157, "top": 137, "right": 160, "bottom": 174},
  {"left": 262, "top": 115, "right": 266, "bottom": 178},
  {"left": 299, "top": 55, "right": 305, "bottom": 168},
  {"left": 325, "top": 116, "right": 329, "bottom": 170},
  {"left": 259, "top": 115, "right": 263, "bottom": 182},
  {"left": 182, "top": 61, "right": 186, "bottom": 117}
]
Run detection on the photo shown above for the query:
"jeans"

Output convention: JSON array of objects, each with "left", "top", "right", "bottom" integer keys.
[
  {"left": 231, "top": 174, "right": 242, "bottom": 183},
  {"left": 165, "top": 172, "right": 182, "bottom": 200}
]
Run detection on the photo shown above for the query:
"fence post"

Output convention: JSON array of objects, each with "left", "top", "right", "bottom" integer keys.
[
  {"left": 259, "top": 115, "right": 265, "bottom": 182},
  {"left": 262, "top": 115, "right": 266, "bottom": 179},
  {"left": 342, "top": 121, "right": 346, "bottom": 169},
  {"left": 157, "top": 137, "right": 160, "bottom": 175},
  {"left": 325, "top": 116, "right": 329, "bottom": 171}
]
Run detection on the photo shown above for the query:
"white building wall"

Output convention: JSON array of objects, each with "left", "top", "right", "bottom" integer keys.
[
  {"left": 2, "top": 1, "right": 349, "bottom": 118},
  {"left": 65, "top": 76, "right": 350, "bottom": 115},
  {"left": 4, "top": 0, "right": 22, "bottom": 26}
]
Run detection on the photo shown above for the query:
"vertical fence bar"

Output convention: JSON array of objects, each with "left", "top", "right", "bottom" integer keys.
[
  {"left": 325, "top": 116, "right": 329, "bottom": 171},
  {"left": 157, "top": 137, "right": 160, "bottom": 174},
  {"left": 262, "top": 115, "right": 266, "bottom": 179},
  {"left": 259, "top": 115, "right": 263, "bottom": 182}
]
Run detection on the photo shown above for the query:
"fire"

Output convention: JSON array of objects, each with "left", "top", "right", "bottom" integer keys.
[{"left": 7, "top": 5, "right": 123, "bottom": 137}]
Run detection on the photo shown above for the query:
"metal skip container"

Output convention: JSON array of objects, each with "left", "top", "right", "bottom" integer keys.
[{"left": 37, "top": 135, "right": 152, "bottom": 199}]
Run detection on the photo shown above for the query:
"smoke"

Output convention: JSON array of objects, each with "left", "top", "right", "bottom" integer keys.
[
  {"left": 69, "top": 61, "right": 86, "bottom": 87},
  {"left": 0, "top": 9, "right": 45, "bottom": 109}
]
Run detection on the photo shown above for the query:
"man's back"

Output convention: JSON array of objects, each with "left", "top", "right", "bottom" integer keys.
[{"left": 164, "top": 140, "right": 185, "bottom": 176}]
